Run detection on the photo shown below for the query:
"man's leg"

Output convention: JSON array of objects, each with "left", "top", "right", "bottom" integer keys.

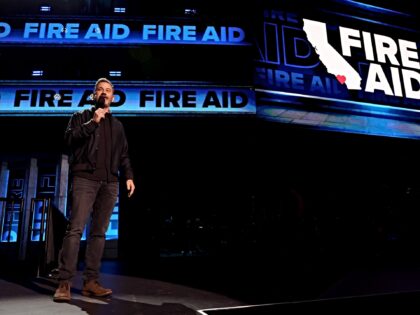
[
  {"left": 82, "top": 181, "right": 118, "bottom": 296},
  {"left": 54, "top": 177, "right": 99, "bottom": 301}
]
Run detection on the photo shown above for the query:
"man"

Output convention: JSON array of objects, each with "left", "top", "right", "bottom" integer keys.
[{"left": 53, "top": 78, "right": 135, "bottom": 302}]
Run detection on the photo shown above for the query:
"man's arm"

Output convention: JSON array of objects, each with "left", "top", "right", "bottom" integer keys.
[
  {"left": 64, "top": 111, "right": 98, "bottom": 147},
  {"left": 119, "top": 132, "right": 134, "bottom": 180},
  {"left": 121, "top": 137, "right": 135, "bottom": 197},
  {"left": 119, "top": 126, "right": 135, "bottom": 198}
]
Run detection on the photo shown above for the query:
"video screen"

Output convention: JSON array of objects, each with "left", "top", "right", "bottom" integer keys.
[
  {"left": 0, "top": 0, "right": 255, "bottom": 116},
  {"left": 254, "top": 0, "right": 420, "bottom": 139}
]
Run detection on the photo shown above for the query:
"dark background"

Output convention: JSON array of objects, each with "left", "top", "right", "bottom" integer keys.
[{"left": 1, "top": 0, "right": 420, "bottom": 301}]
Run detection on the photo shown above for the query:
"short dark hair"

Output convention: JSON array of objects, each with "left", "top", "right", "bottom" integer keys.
[{"left": 94, "top": 78, "right": 114, "bottom": 91}]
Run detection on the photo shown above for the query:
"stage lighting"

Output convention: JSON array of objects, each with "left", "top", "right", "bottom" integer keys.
[
  {"left": 114, "top": 7, "right": 126, "bottom": 13},
  {"left": 184, "top": 8, "right": 198, "bottom": 16},
  {"left": 32, "top": 70, "right": 44, "bottom": 77},
  {"left": 109, "top": 71, "right": 122, "bottom": 77},
  {"left": 39, "top": 5, "right": 51, "bottom": 12}
]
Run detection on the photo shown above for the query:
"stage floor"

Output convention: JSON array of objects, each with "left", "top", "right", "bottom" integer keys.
[
  {"left": 2, "top": 258, "right": 420, "bottom": 314},
  {"left": 0, "top": 267, "right": 244, "bottom": 314}
]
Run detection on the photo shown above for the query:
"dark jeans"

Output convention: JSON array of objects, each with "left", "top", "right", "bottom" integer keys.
[{"left": 58, "top": 176, "right": 118, "bottom": 282}]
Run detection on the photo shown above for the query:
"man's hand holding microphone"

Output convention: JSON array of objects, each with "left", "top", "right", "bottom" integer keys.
[
  {"left": 93, "top": 95, "right": 109, "bottom": 124},
  {"left": 93, "top": 107, "right": 108, "bottom": 124}
]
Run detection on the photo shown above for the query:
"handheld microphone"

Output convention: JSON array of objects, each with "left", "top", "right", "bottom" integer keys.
[{"left": 96, "top": 95, "right": 106, "bottom": 108}]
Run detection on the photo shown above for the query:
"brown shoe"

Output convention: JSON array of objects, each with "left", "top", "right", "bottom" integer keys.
[
  {"left": 53, "top": 281, "right": 71, "bottom": 302},
  {"left": 82, "top": 280, "right": 112, "bottom": 297}
]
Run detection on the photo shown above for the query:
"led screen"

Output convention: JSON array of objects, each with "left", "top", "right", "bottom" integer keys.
[
  {"left": 254, "top": 0, "right": 420, "bottom": 138},
  {"left": 0, "top": 0, "right": 255, "bottom": 116}
]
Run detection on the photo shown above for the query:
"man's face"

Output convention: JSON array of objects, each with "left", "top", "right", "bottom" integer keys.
[{"left": 94, "top": 81, "right": 114, "bottom": 108}]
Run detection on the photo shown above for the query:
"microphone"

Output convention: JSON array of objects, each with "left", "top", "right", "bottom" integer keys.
[{"left": 96, "top": 95, "right": 106, "bottom": 108}]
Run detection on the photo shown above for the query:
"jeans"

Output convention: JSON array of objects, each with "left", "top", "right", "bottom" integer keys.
[{"left": 58, "top": 176, "right": 118, "bottom": 282}]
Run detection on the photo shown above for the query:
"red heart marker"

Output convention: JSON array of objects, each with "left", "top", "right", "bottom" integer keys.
[{"left": 336, "top": 75, "right": 346, "bottom": 84}]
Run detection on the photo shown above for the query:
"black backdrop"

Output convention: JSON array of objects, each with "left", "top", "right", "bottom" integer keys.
[{"left": 1, "top": 0, "right": 420, "bottom": 299}]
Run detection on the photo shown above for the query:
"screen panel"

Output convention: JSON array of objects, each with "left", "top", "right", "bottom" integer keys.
[
  {"left": 0, "top": 0, "right": 255, "bottom": 116},
  {"left": 0, "top": 82, "right": 254, "bottom": 115},
  {"left": 254, "top": 0, "right": 420, "bottom": 138}
]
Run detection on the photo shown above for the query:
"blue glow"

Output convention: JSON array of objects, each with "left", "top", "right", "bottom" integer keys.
[
  {"left": 0, "top": 21, "right": 250, "bottom": 46},
  {"left": 294, "top": 38, "right": 311, "bottom": 59},
  {"left": 30, "top": 199, "right": 48, "bottom": 242},
  {"left": 319, "top": 10, "right": 418, "bottom": 33},
  {"left": 0, "top": 36, "right": 250, "bottom": 47},
  {"left": 0, "top": 22, "right": 11, "bottom": 38},
  {"left": 1, "top": 202, "right": 21, "bottom": 243},
  {"left": 336, "top": 0, "right": 412, "bottom": 16},
  {"left": 255, "top": 88, "right": 420, "bottom": 117},
  {"left": 259, "top": 105, "right": 420, "bottom": 139},
  {"left": 263, "top": 22, "right": 280, "bottom": 65},
  {"left": 106, "top": 201, "right": 119, "bottom": 240},
  {"left": 282, "top": 25, "right": 320, "bottom": 69}
]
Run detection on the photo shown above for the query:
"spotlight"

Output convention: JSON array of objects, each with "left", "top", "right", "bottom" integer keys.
[
  {"left": 32, "top": 70, "right": 44, "bottom": 77},
  {"left": 109, "top": 71, "right": 122, "bottom": 77},
  {"left": 39, "top": 5, "right": 51, "bottom": 12},
  {"left": 184, "top": 8, "right": 198, "bottom": 16}
]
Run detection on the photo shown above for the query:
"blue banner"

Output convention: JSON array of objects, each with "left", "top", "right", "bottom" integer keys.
[
  {"left": 0, "top": 18, "right": 249, "bottom": 46},
  {"left": 0, "top": 82, "right": 255, "bottom": 116}
]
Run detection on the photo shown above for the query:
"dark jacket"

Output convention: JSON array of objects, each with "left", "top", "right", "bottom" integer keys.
[{"left": 64, "top": 107, "right": 134, "bottom": 181}]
